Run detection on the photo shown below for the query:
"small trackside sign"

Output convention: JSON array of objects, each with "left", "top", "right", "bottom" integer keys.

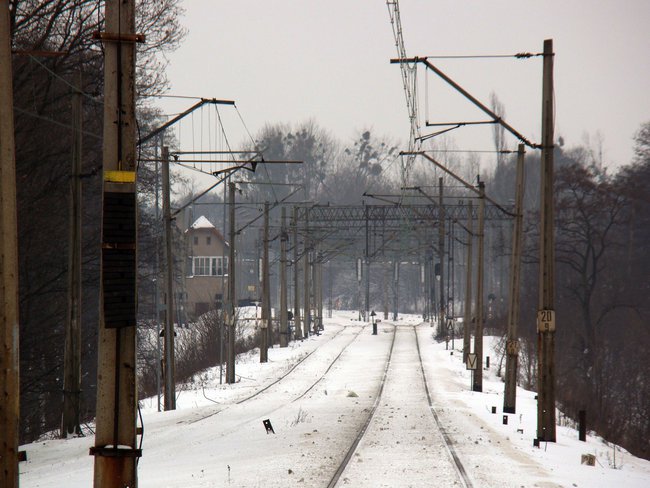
[
  {"left": 466, "top": 353, "right": 478, "bottom": 370},
  {"left": 537, "top": 309, "right": 556, "bottom": 333}
]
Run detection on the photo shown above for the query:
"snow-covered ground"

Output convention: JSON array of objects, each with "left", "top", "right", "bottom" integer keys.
[{"left": 19, "top": 312, "right": 650, "bottom": 487}]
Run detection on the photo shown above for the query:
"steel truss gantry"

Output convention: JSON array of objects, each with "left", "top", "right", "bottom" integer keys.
[{"left": 298, "top": 203, "right": 513, "bottom": 261}]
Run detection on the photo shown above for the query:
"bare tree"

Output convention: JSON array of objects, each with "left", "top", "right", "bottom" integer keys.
[
  {"left": 10, "top": 0, "right": 185, "bottom": 442},
  {"left": 326, "top": 129, "right": 397, "bottom": 205},
  {"left": 554, "top": 159, "right": 627, "bottom": 380}
]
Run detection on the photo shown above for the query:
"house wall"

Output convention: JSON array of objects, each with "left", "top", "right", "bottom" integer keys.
[{"left": 185, "top": 227, "right": 229, "bottom": 319}]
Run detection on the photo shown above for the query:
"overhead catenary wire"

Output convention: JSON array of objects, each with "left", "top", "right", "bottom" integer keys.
[
  {"left": 214, "top": 104, "right": 235, "bottom": 161},
  {"left": 13, "top": 106, "right": 102, "bottom": 140},
  {"left": 235, "top": 104, "right": 258, "bottom": 149},
  {"left": 235, "top": 185, "right": 304, "bottom": 235},
  {"left": 27, "top": 54, "right": 103, "bottom": 105}
]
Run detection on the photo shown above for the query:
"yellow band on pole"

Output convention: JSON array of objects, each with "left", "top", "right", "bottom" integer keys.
[{"left": 104, "top": 170, "right": 136, "bottom": 183}]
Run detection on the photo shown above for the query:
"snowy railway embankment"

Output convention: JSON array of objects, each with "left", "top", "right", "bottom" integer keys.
[{"left": 19, "top": 312, "right": 650, "bottom": 487}]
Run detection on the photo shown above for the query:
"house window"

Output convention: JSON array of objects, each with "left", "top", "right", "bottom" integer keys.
[
  {"left": 192, "top": 256, "right": 229, "bottom": 276},
  {"left": 193, "top": 257, "right": 211, "bottom": 276},
  {"left": 193, "top": 236, "right": 198, "bottom": 246},
  {"left": 206, "top": 236, "right": 211, "bottom": 245},
  {"left": 215, "top": 256, "right": 229, "bottom": 276}
]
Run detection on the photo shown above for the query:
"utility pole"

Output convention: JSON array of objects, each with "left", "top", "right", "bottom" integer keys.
[
  {"left": 293, "top": 207, "right": 302, "bottom": 340},
  {"left": 227, "top": 181, "right": 237, "bottom": 383},
  {"left": 328, "top": 261, "right": 333, "bottom": 318},
  {"left": 429, "top": 250, "right": 436, "bottom": 325},
  {"left": 162, "top": 146, "right": 176, "bottom": 411},
  {"left": 312, "top": 250, "right": 319, "bottom": 333},
  {"left": 504, "top": 145, "right": 526, "bottom": 413},
  {"left": 260, "top": 202, "right": 269, "bottom": 361},
  {"left": 62, "top": 71, "right": 84, "bottom": 438},
  {"left": 303, "top": 211, "right": 311, "bottom": 337},
  {"left": 473, "top": 180, "right": 486, "bottom": 392},
  {"left": 383, "top": 264, "right": 389, "bottom": 320},
  {"left": 365, "top": 260, "right": 370, "bottom": 322},
  {"left": 538, "top": 39, "right": 556, "bottom": 442},
  {"left": 154, "top": 138, "right": 162, "bottom": 411},
  {"left": 316, "top": 250, "right": 324, "bottom": 330},
  {"left": 0, "top": 2, "right": 20, "bottom": 485},
  {"left": 420, "top": 260, "right": 426, "bottom": 320},
  {"left": 438, "top": 177, "right": 445, "bottom": 337},
  {"left": 279, "top": 207, "right": 288, "bottom": 347},
  {"left": 393, "top": 261, "right": 399, "bottom": 320},
  {"left": 357, "top": 257, "right": 362, "bottom": 321},
  {"left": 365, "top": 207, "right": 370, "bottom": 321},
  {"left": 310, "top": 256, "right": 317, "bottom": 333},
  {"left": 463, "top": 202, "right": 473, "bottom": 364},
  {"left": 447, "top": 219, "right": 455, "bottom": 349},
  {"left": 92, "top": 0, "right": 140, "bottom": 485}
]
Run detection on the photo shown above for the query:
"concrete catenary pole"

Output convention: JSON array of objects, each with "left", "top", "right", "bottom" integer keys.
[
  {"left": 365, "top": 206, "right": 370, "bottom": 321},
  {"left": 303, "top": 211, "right": 311, "bottom": 337},
  {"left": 154, "top": 138, "right": 161, "bottom": 411},
  {"left": 420, "top": 260, "right": 426, "bottom": 319},
  {"left": 472, "top": 181, "right": 486, "bottom": 392},
  {"left": 365, "top": 259, "right": 370, "bottom": 323},
  {"left": 162, "top": 146, "right": 175, "bottom": 410},
  {"left": 463, "top": 202, "right": 473, "bottom": 364},
  {"left": 0, "top": 2, "right": 20, "bottom": 486},
  {"left": 227, "top": 181, "right": 236, "bottom": 383},
  {"left": 260, "top": 202, "right": 269, "bottom": 361},
  {"left": 292, "top": 206, "right": 302, "bottom": 340},
  {"left": 537, "top": 39, "right": 557, "bottom": 442},
  {"left": 279, "top": 207, "right": 289, "bottom": 347},
  {"left": 316, "top": 250, "right": 324, "bottom": 330},
  {"left": 504, "top": 145, "right": 526, "bottom": 413},
  {"left": 92, "top": 0, "right": 140, "bottom": 485},
  {"left": 393, "top": 261, "right": 399, "bottom": 320},
  {"left": 357, "top": 257, "right": 362, "bottom": 321},
  {"left": 62, "top": 71, "right": 84, "bottom": 437},
  {"left": 383, "top": 264, "right": 389, "bottom": 320},
  {"left": 438, "top": 177, "right": 445, "bottom": 336}
]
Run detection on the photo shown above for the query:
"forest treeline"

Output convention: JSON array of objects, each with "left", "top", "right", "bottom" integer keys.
[{"left": 8, "top": 0, "right": 650, "bottom": 462}]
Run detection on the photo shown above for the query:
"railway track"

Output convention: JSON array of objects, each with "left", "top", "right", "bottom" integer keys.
[
  {"left": 184, "top": 323, "right": 366, "bottom": 426},
  {"left": 239, "top": 323, "right": 366, "bottom": 405},
  {"left": 326, "top": 324, "right": 474, "bottom": 488}
]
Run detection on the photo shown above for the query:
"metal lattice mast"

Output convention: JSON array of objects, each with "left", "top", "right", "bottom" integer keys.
[{"left": 386, "top": 0, "right": 421, "bottom": 186}]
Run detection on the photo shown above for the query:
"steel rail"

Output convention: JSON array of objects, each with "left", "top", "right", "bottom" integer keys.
[
  {"left": 414, "top": 325, "right": 474, "bottom": 488},
  {"left": 184, "top": 326, "right": 347, "bottom": 425},
  {"left": 238, "top": 325, "right": 365, "bottom": 405},
  {"left": 326, "top": 325, "right": 398, "bottom": 488}
]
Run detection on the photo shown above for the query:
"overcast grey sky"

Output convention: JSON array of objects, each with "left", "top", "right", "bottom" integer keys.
[{"left": 158, "top": 0, "right": 650, "bottom": 172}]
